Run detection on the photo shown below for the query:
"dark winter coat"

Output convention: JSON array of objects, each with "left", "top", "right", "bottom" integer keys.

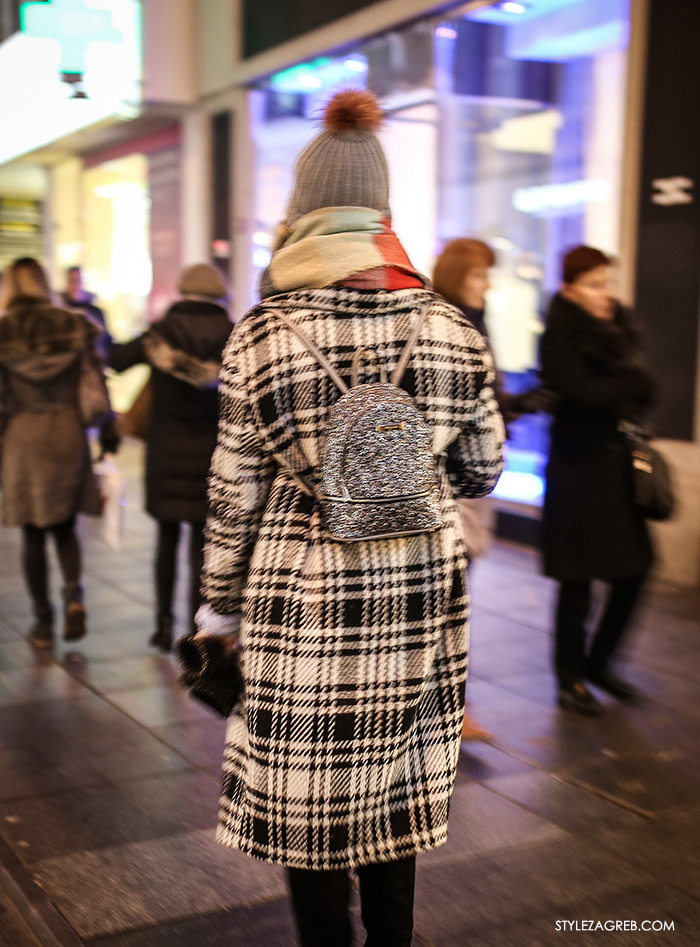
[
  {"left": 540, "top": 293, "right": 654, "bottom": 581},
  {"left": 0, "top": 297, "right": 102, "bottom": 527},
  {"left": 201, "top": 286, "right": 504, "bottom": 870},
  {"left": 109, "top": 299, "right": 232, "bottom": 523}
]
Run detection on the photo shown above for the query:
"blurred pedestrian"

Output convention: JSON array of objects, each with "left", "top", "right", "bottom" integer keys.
[
  {"left": 0, "top": 257, "right": 107, "bottom": 647},
  {"left": 196, "top": 90, "right": 504, "bottom": 947},
  {"left": 61, "top": 266, "right": 107, "bottom": 332},
  {"left": 541, "top": 245, "right": 654, "bottom": 715},
  {"left": 109, "top": 263, "right": 232, "bottom": 652},
  {"left": 61, "top": 266, "right": 122, "bottom": 456},
  {"left": 433, "top": 238, "right": 546, "bottom": 425},
  {"left": 433, "top": 237, "right": 545, "bottom": 741}
]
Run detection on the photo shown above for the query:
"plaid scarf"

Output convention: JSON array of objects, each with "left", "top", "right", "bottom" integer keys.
[{"left": 259, "top": 207, "right": 428, "bottom": 298}]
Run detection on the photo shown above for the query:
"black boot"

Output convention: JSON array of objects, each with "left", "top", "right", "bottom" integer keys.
[
  {"left": 63, "top": 584, "right": 87, "bottom": 642},
  {"left": 29, "top": 605, "right": 55, "bottom": 649},
  {"left": 150, "top": 615, "right": 173, "bottom": 652},
  {"left": 585, "top": 665, "right": 641, "bottom": 702},
  {"left": 558, "top": 680, "right": 602, "bottom": 716}
]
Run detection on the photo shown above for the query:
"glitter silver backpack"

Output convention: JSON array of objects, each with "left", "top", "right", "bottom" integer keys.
[{"left": 269, "top": 303, "right": 442, "bottom": 542}]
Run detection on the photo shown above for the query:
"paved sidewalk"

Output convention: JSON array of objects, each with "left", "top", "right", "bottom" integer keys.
[
  {"left": 0, "top": 879, "right": 42, "bottom": 947},
  {"left": 1, "top": 441, "right": 700, "bottom": 946}
]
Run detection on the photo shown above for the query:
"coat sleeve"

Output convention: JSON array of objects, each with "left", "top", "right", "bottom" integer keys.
[
  {"left": 108, "top": 335, "right": 147, "bottom": 373},
  {"left": 446, "top": 334, "right": 505, "bottom": 499},
  {"left": 541, "top": 320, "right": 652, "bottom": 412},
  {"left": 201, "top": 342, "right": 276, "bottom": 618}
]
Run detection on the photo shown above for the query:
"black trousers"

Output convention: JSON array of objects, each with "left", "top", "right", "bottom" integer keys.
[
  {"left": 155, "top": 520, "right": 205, "bottom": 632},
  {"left": 287, "top": 856, "right": 416, "bottom": 947},
  {"left": 22, "top": 517, "right": 81, "bottom": 616},
  {"left": 554, "top": 575, "right": 646, "bottom": 687}
]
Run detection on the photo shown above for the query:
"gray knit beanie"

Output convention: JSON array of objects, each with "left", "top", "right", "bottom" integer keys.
[
  {"left": 285, "top": 90, "right": 389, "bottom": 225},
  {"left": 178, "top": 263, "right": 227, "bottom": 299}
]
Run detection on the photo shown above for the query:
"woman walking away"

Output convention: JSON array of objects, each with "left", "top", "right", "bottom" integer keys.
[
  {"left": 0, "top": 257, "right": 107, "bottom": 648},
  {"left": 195, "top": 90, "right": 504, "bottom": 946},
  {"left": 109, "top": 264, "right": 232, "bottom": 652},
  {"left": 541, "top": 245, "right": 654, "bottom": 716}
]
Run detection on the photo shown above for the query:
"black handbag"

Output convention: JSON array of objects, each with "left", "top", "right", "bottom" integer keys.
[
  {"left": 174, "top": 634, "right": 244, "bottom": 718},
  {"left": 626, "top": 432, "right": 675, "bottom": 521}
]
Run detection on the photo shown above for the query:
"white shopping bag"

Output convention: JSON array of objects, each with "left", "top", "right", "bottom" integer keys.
[
  {"left": 95, "top": 454, "right": 126, "bottom": 551},
  {"left": 458, "top": 497, "right": 495, "bottom": 561}
]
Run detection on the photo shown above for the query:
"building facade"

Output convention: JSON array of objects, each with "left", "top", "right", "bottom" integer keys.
[{"left": 0, "top": 0, "right": 698, "bottom": 586}]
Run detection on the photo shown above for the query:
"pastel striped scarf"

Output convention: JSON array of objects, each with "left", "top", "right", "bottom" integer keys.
[{"left": 259, "top": 207, "right": 428, "bottom": 298}]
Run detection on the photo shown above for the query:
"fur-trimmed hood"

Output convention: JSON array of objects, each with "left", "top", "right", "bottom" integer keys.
[
  {"left": 143, "top": 331, "right": 220, "bottom": 388},
  {"left": 140, "top": 298, "right": 231, "bottom": 388},
  {"left": 0, "top": 297, "right": 97, "bottom": 382}
]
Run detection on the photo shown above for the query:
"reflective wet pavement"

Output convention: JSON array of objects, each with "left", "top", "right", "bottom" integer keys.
[{"left": 1, "top": 441, "right": 699, "bottom": 946}]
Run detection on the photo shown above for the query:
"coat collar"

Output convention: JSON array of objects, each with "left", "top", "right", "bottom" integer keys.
[
  {"left": 0, "top": 300, "right": 95, "bottom": 369},
  {"left": 144, "top": 332, "right": 220, "bottom": 388},
  {"left": 547, "top": 292, "right": 629, "bottom": 334}
]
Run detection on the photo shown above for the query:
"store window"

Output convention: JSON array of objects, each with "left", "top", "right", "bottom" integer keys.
[
  {"left": 83, "top": 154, "right": 151, "bottom": 336},
  {"left": 249, "top": 0, "right": 630, "bottom": 505}
]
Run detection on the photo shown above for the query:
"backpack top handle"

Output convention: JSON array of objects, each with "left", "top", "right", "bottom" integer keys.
[{"left": 351, "top": 347, "right": 387, "bottom": 387}]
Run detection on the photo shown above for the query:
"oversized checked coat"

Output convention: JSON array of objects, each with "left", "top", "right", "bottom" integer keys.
[{"left": 201, "top": 286, "right": 504, "bottom": 870}]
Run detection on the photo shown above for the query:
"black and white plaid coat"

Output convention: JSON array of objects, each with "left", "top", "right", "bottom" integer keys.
[{"left": 201, "top": 286, "right": 504, "bottom": 870}]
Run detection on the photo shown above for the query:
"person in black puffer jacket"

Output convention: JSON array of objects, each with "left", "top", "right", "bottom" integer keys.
[{"left": 110, "top": 264, "right": 233, "bottom": 651}]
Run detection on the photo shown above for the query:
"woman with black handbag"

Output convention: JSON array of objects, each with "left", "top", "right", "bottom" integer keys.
[
  {"left": 0, "top": 257, "right": 111, "bottom": 648},
  {"left": 541, "top": 245, "right": 656, "bottom": 715}
]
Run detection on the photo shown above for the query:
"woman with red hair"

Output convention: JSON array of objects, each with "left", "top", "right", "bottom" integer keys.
[{"left": 433, "top": 238, "right": 544, "bottom": 740}]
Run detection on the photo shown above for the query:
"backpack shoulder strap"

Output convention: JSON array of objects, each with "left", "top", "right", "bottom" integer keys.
[
  {"left": 265, "top": 307, "right": 349, "bottom": 395},
  {"left": 391, "top": 301, "right": 434, "bottom": 387},
  {"left": 260, "top": 306, "right": 342, "bottom": 501}
]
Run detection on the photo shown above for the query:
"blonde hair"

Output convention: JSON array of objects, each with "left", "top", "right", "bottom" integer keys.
[
  {"left": 1, "top": 257, "right": 52, "bottom": 311},
  {"left": 433, "top": 239, "right": 495, "bottom": 308}
]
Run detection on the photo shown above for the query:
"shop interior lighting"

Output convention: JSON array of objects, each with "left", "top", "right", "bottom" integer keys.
[
  {"left": 512, "top": 179, "right": 609, "bottom": 214},
  {"left": 467, "top": 0, "right": 594, "bottom": 24},
  {"left": 252, "top": 248, "right": 272, "bottom": 269},
  {"left": 297, "top": 74, "right": 322, "bottom": 89},
  {"left": 490, "top": 236, "right": 516, "bottom": 251},
  {"left": 493, "top": 470, "right": 544, "bottom": 504},
  {"left": 466, "top": 0, "right": 627, "bottom": 58},
  {"left": 270, "top": 55, "right": 368, "bottom": 95},
  {"left": 434, "top": 26, "right": 458, "bottom": 39},
  {"left": 211, "top": 239, "right": 230, "bottom": 257},
  {"left": 492, "top": 446, "right": 545, "bottom": 504}
]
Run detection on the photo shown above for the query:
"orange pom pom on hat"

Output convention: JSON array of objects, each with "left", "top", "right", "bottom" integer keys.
[{"left": 285, "top": 89, "right": 390, "bottom": 224}]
